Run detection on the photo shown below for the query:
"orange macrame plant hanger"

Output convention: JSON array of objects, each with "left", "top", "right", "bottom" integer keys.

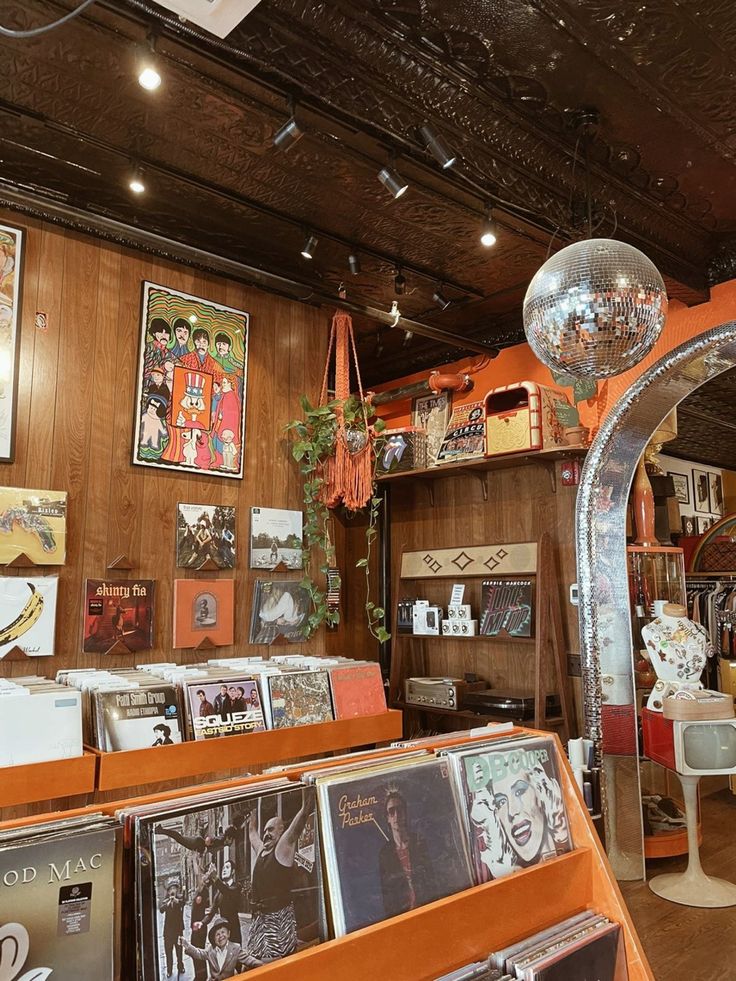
[{"left": 318, "top": 310, "right": 375, "bottom": 512}]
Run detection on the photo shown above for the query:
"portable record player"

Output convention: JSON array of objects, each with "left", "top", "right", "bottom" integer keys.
[{"left": 462, "top": 688, "right": 561, "bottom": 720}]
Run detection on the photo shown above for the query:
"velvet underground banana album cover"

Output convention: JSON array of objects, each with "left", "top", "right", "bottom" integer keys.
[
  {"left": 0, "top": 575, "right": 58, "bottom": 659},
  {"left": 318, "top": 757, "right": 474, "bottom": 937},
  {"left": 0, "top": 486, "right": 67, "bottom": 565}
]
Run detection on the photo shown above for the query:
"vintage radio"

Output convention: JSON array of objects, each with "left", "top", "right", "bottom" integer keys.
[
  {"left": 375, "top": 427, "right": 428, "bottom": 474},
  {"left": 484, "top": 381, "right": 568, "bottom": 457},
  {"left": 404, "top": 676, "right": 485, "bottom": 710}
]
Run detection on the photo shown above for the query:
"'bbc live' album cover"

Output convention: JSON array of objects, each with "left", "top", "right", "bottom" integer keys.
[
  {"left": 0, "top": 825, "right": 117, "bottom": 981},
  {"left": 83, "top": 579, "right": 155, "bottom": 653},
  {"left": 319, "top": 758, "right": 473, "bottom": 936}
]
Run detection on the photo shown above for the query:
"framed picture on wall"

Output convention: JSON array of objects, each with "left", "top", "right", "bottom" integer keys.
[
  {"left": 411, "top": 392, "right": 452, "bottom": 467},
  {"left": 681, "top": 515, "right": 696, "bottom": 536},
  {"left": 0, "top": 224, "right": 24, "bottom": 462},
  {"left": 697, "top": 516, "right": 713, "bottom": 535},
  {"left": 132, "top": 282, "right": 249, "bottom": 479},
  {"left": 693, "top": 469, "right": 711, "bottom": 514},
  {"left": 668, "top": 471, "right": 690, "bottom": 507},
  {"left": 709, "top": 472, "right": 724, "bottom": 516}
]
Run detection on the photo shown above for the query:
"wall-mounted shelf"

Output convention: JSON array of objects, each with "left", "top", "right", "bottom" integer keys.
[
  {"left": 92, "top": 710, "right": 403, "bottom": 791},
  {"left": 0, "top": 752, "right": 97, "bottom": 808}
]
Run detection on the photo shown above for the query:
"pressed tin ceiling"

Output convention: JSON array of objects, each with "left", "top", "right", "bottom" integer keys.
[{"left": 0, "top": 0, "right": 735, "bottom": 387}]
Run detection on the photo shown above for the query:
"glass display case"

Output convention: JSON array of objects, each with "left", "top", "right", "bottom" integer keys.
[{"left": 627, "top": 545, "right": 686, "bottom": 651}]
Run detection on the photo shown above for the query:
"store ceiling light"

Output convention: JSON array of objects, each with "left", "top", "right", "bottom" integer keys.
[
  {"left": 348, "top": 253, "right": 361, "bottom": 275},
  {"left": 419, "top": 124, "right": 456, "bottom": 170},
  {"left": 394, "top": 268, "right": 406, "bottom": 295},
  {"left": 433, "top": 287, "right": 451, "bottom": 310},
  {"left": 480, "top": 209, "right": 498, "bottom": 248},
  {"left": 378, "top": 165, "right": 409, "bottom": 199},
  {"left": 301, "top": 232, "right": 318, "bottom": 260},
  {"left": 128, "top": 166, "right": 146, "bottom": 194},
  {"left": 273, "top": 98, "right": 303, "bottom": 151},
  {"left": 137, "top": 34, "right": 161, "bottom": 91}
]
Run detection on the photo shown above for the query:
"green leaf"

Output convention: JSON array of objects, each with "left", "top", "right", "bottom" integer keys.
[
  {"left": 355, "top": 558, "right": 368, "bottom": 568},
  {"left": 554, "top": 400, "right": 579, "bottom": 428},
  {"left": 376, "top": 627, "right": 391, "bottom": 643},
  {"left": 572, "top": 378, "right": 597, "bottom": 403},
  {"left": 374, "top": 418, "right": 386, "bottom": 432},
  {"left": 373, "top": 607, "right": 385, "bottom": 618}
]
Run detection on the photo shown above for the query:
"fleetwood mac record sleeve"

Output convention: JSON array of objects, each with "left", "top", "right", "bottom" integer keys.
[
  {"left": 268, "top": 670, "right": 334, "bottom": 729},
  {"left": 83, "top": 579, "right": 155, "bottom": 654},
  {"left": 0, "top": 486, "right": 67, "bottom": 565},
  {"left": 0, "top": 575, "right": 58, "bottom": 658},
  {"left": 449, "top": 735, "right": 573, "bottom": 884},
  {"left": 318, "top": 757, "right": 473, "bottom": 936},
  {"left": 0, "top": 822, "right": 118, "bottom": 981}
]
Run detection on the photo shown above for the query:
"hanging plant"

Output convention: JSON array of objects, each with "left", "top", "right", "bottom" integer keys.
[{"left": 285, "top": 311, "right": 390, "bottom": 642}]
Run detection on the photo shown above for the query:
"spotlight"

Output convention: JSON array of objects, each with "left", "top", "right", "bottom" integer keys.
[
  {"left": 378, "top": 165, "right": 409, "bottom": 199},
  {"left": 394, "top": 268, "right": 406, "bottom": 295},
  {"left": 273, "top": 100, "right": 303, "bottom": 151},
  {"left": 301, "top": 232, "right": 318, "bottom": 260},
  {"left": 374, "top": 331, "right": 384, "bottom": 359},
  {"left": 480, "top": 208, "right": 498, "bottom": 248},
  {"left": 137, "top": 34, "right": 161, "bottom": 91},
  {"left": 419, "top": 124, "right": 456, "bottom": 170},
  {"left": 128, "top": 165, "right": 145, "bottom": 194},
  {"left": 402, "top": 330, "right": 414, "bottom": 347},
  {"left": 348, "top": 253, "right": 361, "bottom": 275},
  {"left": 433, "top": 287, "right": 451, "bottom": 310}
]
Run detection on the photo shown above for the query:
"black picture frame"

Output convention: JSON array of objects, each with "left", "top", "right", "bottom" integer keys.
[
  {"left": 709, "top": 472, "right": 724, "bottom": 516},
  {"left": 693, "top": 469, "right": 711, "bottom": 514},
  {"left": 668, "top": 471, "right": 690, "bottom": 507}
]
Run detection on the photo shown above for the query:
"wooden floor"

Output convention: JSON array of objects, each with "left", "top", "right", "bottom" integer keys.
[{"left": 621, "top": 790, "right": 736, "bottom": 980}]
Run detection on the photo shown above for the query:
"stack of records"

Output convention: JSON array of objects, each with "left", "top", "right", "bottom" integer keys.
[
  {"left": 0, "top": 675, "right": 83, "bottom": 766},
  {"left": 119, "top": 780, "right": 325, "bottom": 980},
  {"left": 0, "top": 813, "right": 118, "bottom": 980}
]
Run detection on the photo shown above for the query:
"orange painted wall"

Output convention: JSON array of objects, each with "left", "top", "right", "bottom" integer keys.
[{"left": 376, "top": 280, "right": 736, "bottom": 431}]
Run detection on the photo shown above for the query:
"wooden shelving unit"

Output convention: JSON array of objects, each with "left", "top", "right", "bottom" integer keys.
[
  {"left": 92, "top": 710, "right": 402, "bottom": 791},
  {"left": 0, "top": 751, "right": 97, "bottom": 808}
]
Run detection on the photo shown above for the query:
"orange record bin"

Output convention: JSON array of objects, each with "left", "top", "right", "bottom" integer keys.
[{"left": 484, "top": 381, "right": 568, "bottom": 457}]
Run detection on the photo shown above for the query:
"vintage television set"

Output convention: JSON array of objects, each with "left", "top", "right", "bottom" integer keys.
[{"left": 673, "top": 718, "right": 736, "bottom": 776}]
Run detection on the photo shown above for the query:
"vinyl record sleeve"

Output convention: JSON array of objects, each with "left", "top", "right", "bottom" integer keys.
[
  {"left": 173, "top": 578, "right": 234, "bottom": 648},
  {"left": 436, "top": 401, "right": 487, "bottom": 464},
  {"left": 183, "top": 677, "right": 267, "bottom": 739},
  {"left": 249, "top": 579, "right": 310, "bottom": 644},
  {"left": 96, "top": 686, "right": 183, "bottom": 752},
  {"left": 0, "top": 823, "right": 118, "bottom": 981},
  {"left": 176, "top": 502, "right": 236, "bottom": 569},
  {"left": 0, "top": 575, "right": 58, "bottom": 658},
  {"left": 268, "top": 671, "right": 334, "bottom": 729},
  {"left": 0, "top": 486, "right": 67, "bottom": 564},
  {"left": 141, "top": 784, "right": 324, "bottom": 981},
  {"left": 318, "top": 756, "right": 474, "bottom": 936},
  {"left": 250, "top": 506, "right": 303, "bottom": 570},
  {"left": 83, "top": 579, "right": 155, "bottom": 653},
  {"left": 0, "top": 687, "right": 82, "bottom": 766},
  {"left": 526, "top": 922, "right": 627, "bottom": 981},
  {"left": 448, "top": 735, "right": 573, "bottom": 883},
  {"left": 328, "top": 663, "right": 386, "bottom": 719}
]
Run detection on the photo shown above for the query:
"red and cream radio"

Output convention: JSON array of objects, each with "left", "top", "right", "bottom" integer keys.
[{"left": 484, "top": 381, "right": 568, "bottom": 457}]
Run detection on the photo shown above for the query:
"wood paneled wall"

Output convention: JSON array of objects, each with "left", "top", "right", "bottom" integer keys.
[{"left": 0, "top": 212, "right": 341, "bottom": 678}]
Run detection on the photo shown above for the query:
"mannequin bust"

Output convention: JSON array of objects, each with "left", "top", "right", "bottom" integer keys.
[{"left": 641, "top": 603, "right": 710, "bottom": 712}]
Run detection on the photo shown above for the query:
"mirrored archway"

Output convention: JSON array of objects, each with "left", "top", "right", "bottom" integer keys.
[{"left": 576, "top": 322, "right": 736, "bottom": 880}]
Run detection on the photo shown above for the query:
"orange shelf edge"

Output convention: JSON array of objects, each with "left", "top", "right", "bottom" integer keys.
[
  {"left": 237, "top": 850, "right": 592, "bottom": 981},
  {"left": 0, "top": 751, "right": 97, "bottom": 808},
  {"left": 94, "top": 710, "right": 403, "bottom": 792}
]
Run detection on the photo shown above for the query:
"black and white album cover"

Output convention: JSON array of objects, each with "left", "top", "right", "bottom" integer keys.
[
  {"left": 250, "top": 507, "right": 303, "bottom": 570},
  {"left": 318, "top": 757, "right": 473, "bottom": 936},
  {"left": 96, "top": 685, "right": 183, "bottom": 751},
  {"left": 449, "top": 735, "right": 573, "bottom": 884},
  {"left": 143, "top": 785, "right": 323, "bottom": 980},
  {"left": 249, "top": 580, "right": 310, "bottom": 644}
]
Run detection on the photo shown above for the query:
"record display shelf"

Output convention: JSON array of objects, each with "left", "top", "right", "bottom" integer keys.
[
  {"left": 91, "top": 709, "right": 403, "bottom": 791},
  {"left": 0, "top": 751, "right": 97, "bottom": 808}
]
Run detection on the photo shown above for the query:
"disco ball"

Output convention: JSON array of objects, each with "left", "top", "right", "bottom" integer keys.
[
  {"left": 345, "top": 427, "right": 368, "bottom": 455},
  {"left": 523, "top": 238, "right": 668, "bottom": 379}
]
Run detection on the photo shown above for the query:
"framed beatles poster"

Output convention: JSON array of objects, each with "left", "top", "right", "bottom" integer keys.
[
  {"left": 133, "top": 282, "right": 249, "bottom": 479},
  {"left": 0, "top": 224, "right": 23, "bottom": 462}
]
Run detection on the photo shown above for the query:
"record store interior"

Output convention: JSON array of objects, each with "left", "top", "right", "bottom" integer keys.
[{"left": 3, "top": 2, "right": 736, "bottom": 980}]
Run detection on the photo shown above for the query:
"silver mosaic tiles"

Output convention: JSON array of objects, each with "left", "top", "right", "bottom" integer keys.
[{"left": 523, "top": 239, "right": 668, "bottom": 379}]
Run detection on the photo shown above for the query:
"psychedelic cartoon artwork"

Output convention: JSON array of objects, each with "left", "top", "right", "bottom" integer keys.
[
  {"left": 133, "top": 282, "right": 249, "bottom": 479},
  {"left": 0, "top": 224, "right": 23, "bottom": 462}
]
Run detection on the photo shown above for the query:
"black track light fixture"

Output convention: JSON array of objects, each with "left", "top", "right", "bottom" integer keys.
[
  {"left": 433, "top": 286, "right": 451, "bottom": 310},
  {"left": 300, "top": 231, "right": 318, "bottom": 260},
  {"left": 128, "top": 163, "right": 146, "bottom": 195},
  {"left": 480, "top": 206, "right": 498, "bottom": 248},
  {"left": 419, "top": 123, "right": 456, "bottom": 170},
  {"left": 273, "top": 98, "right": 304, "bottom": 151},
  {"left": 378, "top": 161, "right": 409, "bottom": 199},
  {"left": 394, "top": 267, "right": 406, "bottom": 295},
  {"left": 374, "top": 330, "right": 384, "bottom": 359},
  {"left": 402, "top": 330, "right": 414, "bottom": 347},
  {"left": 348, "top": 253, "right": 361, "bottom": 275}
]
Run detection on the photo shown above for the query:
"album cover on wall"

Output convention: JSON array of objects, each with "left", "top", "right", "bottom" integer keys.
[
  {"left": 96, "top": 686, "right": 183, "bottom": 752},
  {"left": 173, "top": 578, "right": 234, "bottom": 648},
  {"left": 0, "top": 486, "right": 67, "bottom": 564},
  {"left": 329, "top": 663, "right": 387, "bottom": 719},
  {"left": 448, "top": 735, "right": 573, "bottom": 884},
  {"left": 268, "top": 671, "right": 334, "bottom": 728},
  {"left": 176, "top": 502, "right": 236, "bottom": 569},
  {"left": 0, "top": 575, "right": 58, "bottom": 658},
  {"left": 0, "top": 821, "right": 118, "bottom": 981},
  {"left": 436, "top": 401, "right": 487, "bottom": 464},
  {"left": 480, "top": 578, "right": 534, "bottom": 637},
  {"left": 141, "top": 784, "right": 324, "bottom": 980},
  {"left": 249, "top": 579, "right": 310, "bottom": 643},
  {"left": 183, "top": 677, "right": 266, "bottom": 739},
  {"left": 412, "top": 392, "right": 451, "bottom": 467},
  {"left": 83, "top": 579, "right": 155, "bottom": 653},
  {"left": 250, "top": 506, "right": 303, "bottom": 569},
  {"left": 318, "top": 757, "right": 474, "bottom": 936}
]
